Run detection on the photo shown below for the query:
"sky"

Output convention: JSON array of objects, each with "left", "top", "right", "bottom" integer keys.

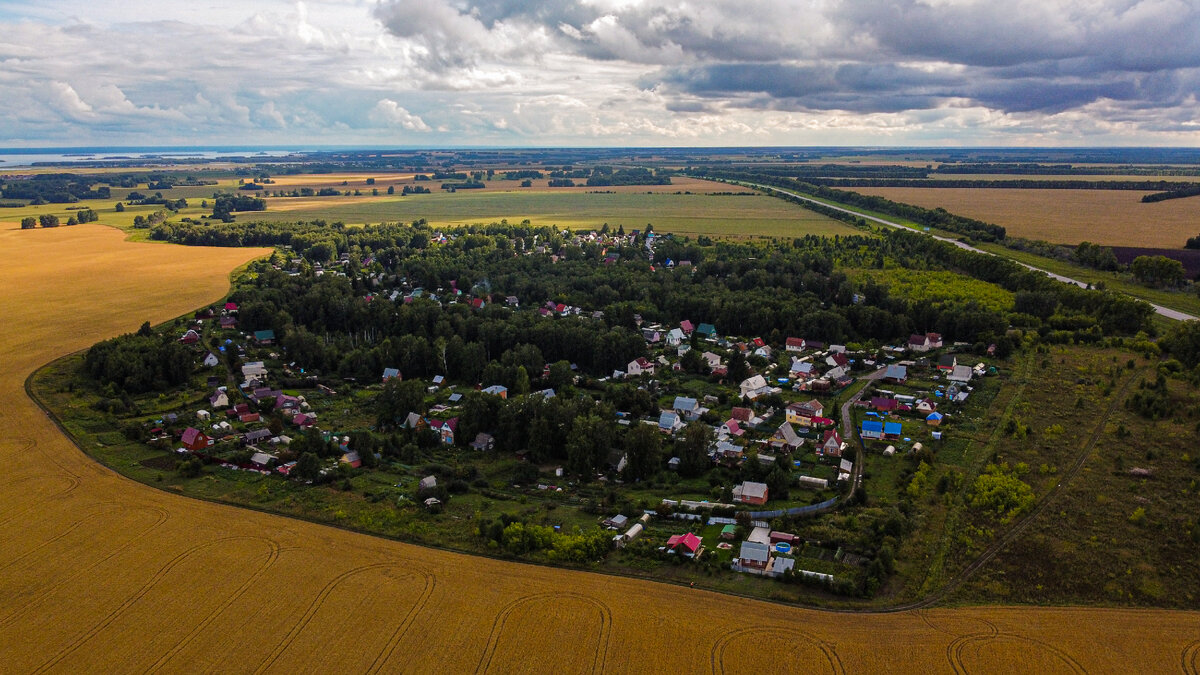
[{"left": 0, "top": 0, "right": 1198, "bottom": 147}]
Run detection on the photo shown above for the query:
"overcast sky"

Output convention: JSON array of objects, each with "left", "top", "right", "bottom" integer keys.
[{"left": 1, "top": 0, "right": 1198, "bottom": 147}]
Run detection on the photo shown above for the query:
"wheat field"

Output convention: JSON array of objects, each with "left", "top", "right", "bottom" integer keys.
[{"left": 0, "top": 222, "right": 1197, "bottom": 673}]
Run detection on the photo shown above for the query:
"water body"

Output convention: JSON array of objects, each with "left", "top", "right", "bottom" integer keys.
[{"left": 0, "top": 146, "right": 310, "bottom": 168}]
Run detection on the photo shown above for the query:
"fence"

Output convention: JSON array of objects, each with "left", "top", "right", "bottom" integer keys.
[{"left": 747, "top": 497, "right": 838, "bottom": 519}]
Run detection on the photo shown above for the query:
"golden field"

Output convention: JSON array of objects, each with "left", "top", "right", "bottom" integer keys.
[
  {"left": 852, "top": 187, "right": 1199, "bottom": 248},
  {"left": 0, "top": 223, "right": 1198, "bottom": 673}
]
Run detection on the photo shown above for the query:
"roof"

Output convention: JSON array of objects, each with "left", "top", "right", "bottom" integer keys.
[
  {"left": 871, "top": 397, "right": 898, "bottom": 411},
  {"left": 482, "top": 385, "right": 508, "bottom": 395},
  {"left": 181, "top": 427, "right": 203, "bottom": 445},
  {"left": 731, "top": 406, "right": 752, "bottom": 421},
  {"left": 674, "top": 532, "right": 702, "bottom": 553},
  {"left": 739, "top": 541, "right": 771, "bottom": 563},
  {"left": 908, "top": 333, "right": 929, "bottom": 345},
  {"left": 775, "top": 422, "right": 801, "bottom": 446},
  {"left": 861, "top": 420, "right": 884, "bottom": 434},
  {"left": 885, "top": 364, "right": 908, "bottom": 379},
  {"left": 785, "top": 337, "right": 804, "bottom": 347},
  {"left": 696, "top": 322, "right": 716, "bottom": 335},
  {"left": 740, "top": 374, "right": 767, "bottom": 391},
  {"left": 738, "top": 481, "right": 768, "bottom": 499},
  {"left": 938, "top": 354, "right": 958, "bottom": 367},
  {"left": 673, "top": 396, "right": 697, "bottom": 412},
  {"left": 254, "top": 329, "right": 276, "bottom": 341},
  {"left": 382, "top": 367, "right": 400, "bottom": 379},
  {"left": 658, "top": 411, "right": 679, "bottom": 428},
  {"left": 883, "top": 421, "right": 903, "bottom": 435}
]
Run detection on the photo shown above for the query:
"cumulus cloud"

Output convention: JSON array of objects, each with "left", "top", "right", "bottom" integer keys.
[
  {"left": 369, "top": 99, "right": 431, "bottom": 131},
  {"left": 0, "top": 0, "right": 1197, "bottom": 145}
]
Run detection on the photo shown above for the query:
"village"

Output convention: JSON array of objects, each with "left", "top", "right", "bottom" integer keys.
[{"left": 132, "top": 227, "right": 996, "bottom": 589}]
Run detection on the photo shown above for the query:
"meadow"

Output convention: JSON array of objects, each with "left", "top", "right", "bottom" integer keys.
[
  {"left": 853, "top": 186, "right": 1199, "bottom": 248},
  {"left": 2, "top": 225, "right": 1200, "bottom": 671}
]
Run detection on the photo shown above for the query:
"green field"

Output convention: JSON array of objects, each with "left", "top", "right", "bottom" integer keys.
[{"left": 259, "top": 189, "right": 862, "bottom": 239}]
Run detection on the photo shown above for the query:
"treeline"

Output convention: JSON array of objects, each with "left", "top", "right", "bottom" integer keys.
[
  {"left": 807, "top": 178, "right": 1200, "bottom": 191},
  {"left": 584, "top": 167, "right": 671, "bottom": 186},
  {"left": 84, "top": 323, "right": 194, "bottom": 394},
  {"left": 1, "top": 174, "right": 111, "bottom": 203},
  {"left": 1141, "top": 185, "right": 1200, "bottom": 203},
  {"left": 212, "top": 194, "right": 266, "bottom": 221},
  {"left": 692, "top": 168, "right": 1007, "bottom": 242},
  {"left": 933, "top": 163, "right": 1200, "bottom": 176}
]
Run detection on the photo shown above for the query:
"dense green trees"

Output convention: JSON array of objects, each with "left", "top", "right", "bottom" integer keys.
[
  {"left": 84, "top": 327, "right": 194, "bottom": 394},
  {"left": 1131, "top": 255, "right": 1186, "bottom": 287}
]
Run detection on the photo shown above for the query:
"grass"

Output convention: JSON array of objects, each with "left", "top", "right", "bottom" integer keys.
[{"left": 973, "top": 242, "right": 1200, "bottom": 318}]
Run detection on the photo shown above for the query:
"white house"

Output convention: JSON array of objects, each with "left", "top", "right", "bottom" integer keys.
[
  {"left": 627, "top": 357, "right": 655, "bottom": 376},
  {"left": 739, "top": 374, "right": 774, "bottom": 400}
]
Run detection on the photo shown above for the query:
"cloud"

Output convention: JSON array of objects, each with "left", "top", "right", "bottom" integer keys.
[{"left": 369, "top": 99, "right": 431, "bottom": 131}]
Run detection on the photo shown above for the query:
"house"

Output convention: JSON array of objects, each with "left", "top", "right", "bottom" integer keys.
[
  {"left": 607, "top": 448, "right": 628, "bottom": 473},
  {"left": 224, "top": 302, "right": 239, "bottom": 312},
  {"left": 785, "top": 337, "right": 805, "bottom": 352},
  {"left": 665, "top": 328, "right": 685, "bottom": 346},
  {"left": 403, "top": 412, "right": 424, "bottom": 429},
  {"left": 203, "top": 352, "right": 220, "bottom": 368},
  {"left": 429, "top": 418, "right": 457, "bottom": 444},
  {"left": 818, "top": 430, "right": 844, "bottom": 458},
  {"left": 505, "top": 295, "right": 519, "bottom": 307},
  {"left": 731, "top": 406, "right": 753, "bottom": 422},
  {"left": 737, "top": 541, "right": 771, "bottom": 571},
  {"left": 243, "top": 428, "right": 273, "bottom": 446},
  {"left": 937, "top": 354, "right": 958, "bottom": 372},
  {"left": 382, "top": 367, "right": 401, "bottom": 382},
  {"left": 883, "top": 421, "right": 903, "bottom": 439},
  {"left": 715, "top": 440, "right": 744, "bottom": 460},
  {"left": 293, "top": 413, "right": 315, "bottom": 429},
  {"left": 667, "top": 457, "right": 681, "bottom": 471},
  {"left": 642, "top": 328, "right": 662, "bottom": 343},
  {"left": 861, "top": 420, "right": 883, "bottom": 440},
  {"left": 340, "top": 451, "right": 362, "bottom": 469},
  {"left": 696, "top": 323, "right": 717, "bottom": 339},
  {"left": 249, "top": 452, "right": 275, "bottom": 469},
  {"left": 673, "top": 396, "right": 698, "bottom": 418},
  {"left": 627, "top": 357, "right": 655, "bottom": 376},
  {"left": 218, "top": 316, "right": 238, "bottom": 330},
  {"left": 482, "top": 385, "right": 509, "bottom": 398},
  {"left": 720, "top": 524, "right": 737, "bottom": 540},
  {"left": 949, "top": 365, "right": 974, "bottom": 383},
  {"left": 253, "top": 329, "right": 276, "bottom": 345},
  {"left": 470, "top": 433, "right": 495, "bottom": 451},
  {"left": 179, "top": 329, "right": 200, "bottom": 345},
  {"left": 754, "top": 345, "right": 772, "bottom": 359},
  {"left": 275, "top": 394, "right": 301, "bottom": 411},
  {"left": 871, "top": 397, "right": 899, "bottom": 413},
  {"left": 732, "top": 481, "right": 769, "bottom": 505},
  {"left": 927, "top": 333, "right": 944, "bottom": 349},
  {"left": 209, "top": 390, "right": 229, "bottom": 409},
  {"left": 242, "top": 361, "right": 268, "bottom": 379},
  {"left": 915, "top": 399, "right": 937, "bottom": 413},
  {"left": 195, "top": 409, "right": 211, "bottom": 422},
  {"left": 789, "top": 360, "right": 817, "bottom": 380},
  {"left": 658, "top": 411, "right": 683, "bottom": 433},
  {"left": 240, "top": 412, "right": 261, "bottom": 424},
  {"left": 771, "top": 422, "right": 803, "bottom": 452},
  {"left": 666, "top": 532, "right": 703, "bottom": 558},
  {"left": 680, "top": 320, "right": 695, "bottom": 335},
  {"left": 803, "top": 339, "right": 824, "bottom": 351},
  {"left": 739, "top": 374, "right": 772, "bottom": 400},
  {"left": 926, "top": 412, "right": 944, "bottom": 426},
  {"left": 720, "top": 419, "right": 745, "bottom": 437},
  {"left": 470, "top": 297, "right": 485, "bottom": 310},
  {"left": 604, "top": 514, "right": 629, "bottom": 529},
  {"left": 418, "top": 475, "right": 437, "bottom": 491},
  {"left": 786, "top": 399, "right": 824, "bottom": 425},
  {"left": 180, "top": 427, "right": 211, "bottom": 451},
  {"left": 701, "top": 352, "right": 723, "bottom": 370},
  {"left": 826, "top": 352, "right": 849, "bottom": 368},
  {"left": 908, "top": 334, "right": 934, "bottom": 352},
  {"left": 884, "top": 364, "right": 908, "bottom": 383}
]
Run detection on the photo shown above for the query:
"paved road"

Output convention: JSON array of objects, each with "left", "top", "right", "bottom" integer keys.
[{"left": 749, "top": 183, "right": 1199, "bottom": 322}]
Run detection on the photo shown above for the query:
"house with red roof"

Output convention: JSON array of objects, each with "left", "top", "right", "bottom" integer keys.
[
  {"left": 785, "top": 337, "right": 805, "bottom": 352},
  {"left": 666, "top": 532, "right": 703, "bottom": 558},
  {"left": 179, "top": 329, "right": 200, "bottom": 345},
  {"left": 818, "top": 430, "right": 844, "bottom": 458},
  {"left": 730, "top": 406, "right": 753, "bottom": 422},
  {"left": 429, "top": 417, "right": 457, "bottom": 445},
  {"left": 180, "top": 427, "right": 211, "bottom": 452},
  {"left": 871, "top": 396, "right": 899, "bottom": 412},
  {"left": 627, "top": 357, "right": 655, "bottom": 376},
  {"left": 680, "top": 320, "right": 695, "bottom": 335}
]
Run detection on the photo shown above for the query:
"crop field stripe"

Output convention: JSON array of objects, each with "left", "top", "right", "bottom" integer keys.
[
  {"left": 475, "top": 592, "right": 613, "bottom": 674},
  {"left": 946, "top": 617, "right": 999, "bottom": 675},
  {"left": 365, "top": 569, "right": 437, "bottom": 674},
  {"left": 0, "top": 503, "right": 126, "bottom": 572},
  {"left": 1182, "top": 639, "right": 1200, "bottom": 675},
  {"left": 145, "top": 538, "right": 284, "bottom": 673},
  {"left": 710, "top": 626, "right": 844, "bottom": 675},
  {"left": 33, "top": 535, "right": 281, "bottom": 675},
  {"left": 255, "top": 562, "right": 434, "bottom": 675},
  {"left": 0, "top": 504, "right": 171, "bottom": 630}
]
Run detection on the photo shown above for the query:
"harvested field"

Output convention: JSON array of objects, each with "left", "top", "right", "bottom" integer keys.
[
  {"left": 853, "top": 187, "right": 1199, "bottom": 248},
  {"left": 0, "top": 225, "right": 1198, "bottom": 672},
  {"left": 1111, "top": 246, "right": 1200, "bottom": 277}
]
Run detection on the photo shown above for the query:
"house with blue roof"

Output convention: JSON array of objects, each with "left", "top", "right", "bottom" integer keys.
[
  {"left": 659, "top": 411, "right": 683, "bottom": 433},
  {"left": 696, "top": 323, "right": 717, "bottom": 338},
  {"left": 673, "top": 396, "right": 698, "bottom": 417},
  {"left": 861, "top": 419, "right": 883, "bottom": 440},
  {"left": 883, "top": 421, "right": 903, "bottom": 439}
]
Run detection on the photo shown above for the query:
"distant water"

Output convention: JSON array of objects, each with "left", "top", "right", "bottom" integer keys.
[{"left": 0, "top": 147, "right": 308, "bottom": 169}]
